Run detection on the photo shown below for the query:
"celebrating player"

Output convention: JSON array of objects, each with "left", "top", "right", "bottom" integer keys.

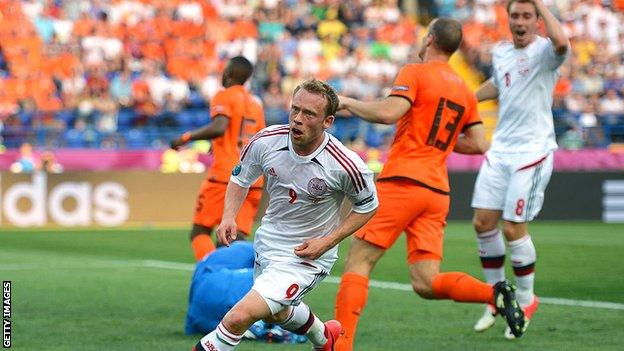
[
  {"left": 470, "top": 0, "right": 569, "bottom": 339},
  {"left": 334, "top": 18, "right": 526, "bottom": 350},
  {"left": 170, "top": 56, "right": 266, "bottom": 261},
  {"left": 192, "top": 79, "right": 378, "bottom": 351}
]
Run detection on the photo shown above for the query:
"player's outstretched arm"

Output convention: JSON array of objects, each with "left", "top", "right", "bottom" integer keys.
[
  {"left": 216, "top": 181, "right": 250, "bottom": 246},
  {"left": 338, "top": 95, "right": 411, "bottom": 125},
  {"left": 475, "top": 79, "right": 499, "bottom": 102},
  {"left": 533, "top": 0, "right": 568, "bottom": 56},
  {"left": 170, "top": 116, "right": 230, "bottom": 150},
  {"left": 454, "top": 123, "right": 489, "bottom": 154},
  {"left": 294, "top": 209, "right": 377, "bottom": 260}
]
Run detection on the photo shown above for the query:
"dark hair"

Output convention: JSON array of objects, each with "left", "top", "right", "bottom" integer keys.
[
  {"left": 293, "top": 79, "right": 339, "bottom": 117},
  {"left": 227, "top": 56, "right": 253, "bottom": 85},
  {"left": 429, "top": 18, "right": 463, "bottom": 55},
  {"left": 506, "top": 0, "right": 539, "bottom": 16}
]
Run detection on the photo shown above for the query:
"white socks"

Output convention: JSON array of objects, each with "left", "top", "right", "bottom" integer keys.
[
  {"left": 198, "top": 323, "right": 242, "bottom": 351},
  {"left": 508, "top": 235, "right": 536, "bottom": 306},
  {"left": 477, "top": 228, "right": 506, "bottom": 284},
  {"left": 280, "top": 303, "right": 327, "bottom": 347}
]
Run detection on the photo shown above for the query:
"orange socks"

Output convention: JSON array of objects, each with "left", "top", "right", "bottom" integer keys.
[
  {"left": 334, "top": 272, "right": 369, "bottom": 351},
  {"left": 191, "top": 234, "right": 216, "bottom": 261},
  {"left": 431, "top": 272, "right": 494, "bottom": 304}
]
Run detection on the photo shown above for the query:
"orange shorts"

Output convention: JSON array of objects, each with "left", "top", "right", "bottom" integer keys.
[
  {"left": 192, "top": 179, "right": 262, "bottom": 235},
  {"left": 355, "top": 178, "right": 449, "bottom": 264}
]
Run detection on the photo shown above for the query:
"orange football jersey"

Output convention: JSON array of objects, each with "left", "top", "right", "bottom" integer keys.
[
  {"left": 379, "top": 61, "right": 481, "bottom": 193},
  {"left": 208, "top": 85, "right": 265, "bottom": 186}
]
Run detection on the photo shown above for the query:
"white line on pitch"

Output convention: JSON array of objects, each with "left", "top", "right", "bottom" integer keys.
[{"left": 2, "top": 259, "right": 623, "bottom": 311}]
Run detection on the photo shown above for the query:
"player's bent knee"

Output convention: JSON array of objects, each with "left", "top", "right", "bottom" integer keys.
[
  {"left": 411, "top": 279, "right": 435, "bottom": 299},
  {"left": 263, "top": 308, "right": 289, "bottom": 324},
  {"left": 223, "top": 308, "right": 254, "bottom": 332},
  {"left": 473, "top": 214, "right": 497, "bottom": 233},
  {"left": 502, "top": 221, "right": 528, "bottom": 241},
  {"left": 190, "top": 224, "right": 212, "bottom": 241}
]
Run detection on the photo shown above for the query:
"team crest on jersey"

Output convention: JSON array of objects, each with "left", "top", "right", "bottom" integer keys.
[
  {"left": 232, "top": 164, "right": 242, "bottom": 176},
  {"left": 268, "top": 167, "right": 278, "bottom": 177},
  {"left": 516, "top": 54, "right": 530, "bottom": 76},
  {"left": 308, "top": 178, "right": 327, "bottom": 197}
]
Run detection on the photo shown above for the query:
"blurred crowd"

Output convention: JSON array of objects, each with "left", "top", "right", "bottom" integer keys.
[{"left": 0, "top": 0, "right": 622, "bottom": 152}]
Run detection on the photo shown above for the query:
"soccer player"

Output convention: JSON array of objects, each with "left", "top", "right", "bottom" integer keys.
[
  {"left": 471, "top": 0, "right": 569, "bottom": 339},
  {"left": 171, "top": 56, "right": 266, "bottom": 261},
  {"left": 192, "top": 79, "right": 379, "bottom": 351},
  {"left": 334, "top": 18, "right": 527, "bottom": 350}
]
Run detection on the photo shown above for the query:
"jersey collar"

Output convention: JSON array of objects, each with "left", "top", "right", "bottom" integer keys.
[{"left": 287, "top": 132, "right": 330, "bottom": 164}]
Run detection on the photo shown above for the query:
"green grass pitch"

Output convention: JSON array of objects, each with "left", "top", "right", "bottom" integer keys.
[{"left": 1, "top": 222, "right": 623, "bottom": 350}]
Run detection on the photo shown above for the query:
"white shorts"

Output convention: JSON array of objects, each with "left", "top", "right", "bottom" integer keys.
[
  {"left": 252, "top": 256, "right": 329, "bottom": 315},
  {"left": 471, "top": 151, "right": 553, "bottom": 222}
]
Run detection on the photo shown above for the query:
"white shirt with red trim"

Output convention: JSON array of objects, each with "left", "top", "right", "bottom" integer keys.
[
  {"left": 490, "top": 36, "right": 568, "bottom": 153},
  {"left": 231, "top": 125, "right": 378, "bottom": 271}
]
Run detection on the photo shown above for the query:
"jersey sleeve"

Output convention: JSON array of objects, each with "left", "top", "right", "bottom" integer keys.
[
  {"left": 388, "top": 65, "right": 419, "bottom": 104},
  {"left": 210, "top": 89, "right": 234, "bottom": 119},
  {"left": 343, "top": 156, "right": 379, "bottom": 213},
  {"left": 461, "top": 93, "right": 482, "bottom": 132},
  {"left": 542, "top": 38, "right": 568, "bottom": 71},
  {"left": 229, "top": 134, "right": 264, "bottom": 188}
]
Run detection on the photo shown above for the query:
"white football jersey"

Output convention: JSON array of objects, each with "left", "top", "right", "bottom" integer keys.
[
  {"left": 490, "top": 35, "right": 568, "bottom": 153},
  {"left": 230, "top": 125, "right": 378, "bottom": 271}
]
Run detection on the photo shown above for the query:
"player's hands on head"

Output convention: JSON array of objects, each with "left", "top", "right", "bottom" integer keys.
[
  {"left": 294, "top": 237, "right": 332, "bottom": 260},
  {"left": 216, "top": 220, "right": 238, "bottom": 246},
  {"left": 337, "top": 95, "right": 349, "bottom": 111}
]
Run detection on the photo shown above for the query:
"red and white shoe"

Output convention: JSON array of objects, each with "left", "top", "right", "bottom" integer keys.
[
  {"left": 504, "top": 296, "right": 539, "bottom": 340},
  {"left": 314, "top": 320, "right": 343, "bottom": 351}
]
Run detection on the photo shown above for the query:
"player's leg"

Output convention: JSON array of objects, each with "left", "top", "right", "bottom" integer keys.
[
  {"left": 265, "top": 303, "right": 341, "bottom": 350},
  {"left": 408, "top": 188, "right": 525, "bottom": 337},
  {"left": 191, "top": 180, "right": 226, "bottom": 260},
  {"left": 335, "top": 179, "right": 413, "bottom": 351},
  {"left": 190, "top": 224, "right": 215, "bottom": 261},
  {"left": 194, "top": 290, "right": 270, "bottom": 351},
  {"left": 500, "top": 152, "right": 553, "bottom": 338},
  {"left": 254, "top": 260, "right": 338, "bottom": 350},
  {"left": 471, "top": 154, "right": 509, "bottom": 330},
  {"left": 335, "top": 237, "right": 386, "bottom": 351}
]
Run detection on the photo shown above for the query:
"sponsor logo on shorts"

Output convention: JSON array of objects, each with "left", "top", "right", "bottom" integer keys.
[
  {"left": 392, "top": 85, "right": 409, "bottom": 91},
  {"left": 232, "top": 164, "right": 242, "bottom": 176}
]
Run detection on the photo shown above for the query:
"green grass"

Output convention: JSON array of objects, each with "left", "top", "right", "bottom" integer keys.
[{"left": 1, "top": 222, "right": 623, "bottom": 350}]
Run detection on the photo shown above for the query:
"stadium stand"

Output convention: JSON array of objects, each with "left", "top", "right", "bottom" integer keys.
[{"left": 0, "top": 0, "right": 622, "bottom": 151}]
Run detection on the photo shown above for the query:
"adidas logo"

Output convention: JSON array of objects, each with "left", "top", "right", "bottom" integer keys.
[{"left": 203, "top": 341, "right": 218, "bottom": 351}]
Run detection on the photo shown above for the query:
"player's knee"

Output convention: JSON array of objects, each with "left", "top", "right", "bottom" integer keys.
[
  {"left": 411, "top": 278, "right": 435, "bottom": 299},
  {"left": 223, "top": 309, "right": 253, "bottom": 331},
  {"left": 473, "top": 215, "right": 496, "bottom": 234},
  {"left": 190, "top": 224, "right": 212, "bottom": 241},
  {"left": 502, "top": 221, "right": 527, "bottom": 241},
  {"left": 263, "top": 308, "right": 289, "bottom": 324}
]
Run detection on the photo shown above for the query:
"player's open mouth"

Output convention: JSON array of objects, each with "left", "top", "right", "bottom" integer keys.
[
  {"left": 514, "top": 29, "right": 527, "bottom": 37},
  {"left": 291, "top": 128, "right": 303, "bottom": 137}
]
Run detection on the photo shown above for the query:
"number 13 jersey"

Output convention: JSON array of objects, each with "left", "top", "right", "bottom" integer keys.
[
  {"left": 385, "top": 61, "right": 481, "bottom": 194},
  {"left": 231, "top": 125, "right": 378, "bottom": 270}
]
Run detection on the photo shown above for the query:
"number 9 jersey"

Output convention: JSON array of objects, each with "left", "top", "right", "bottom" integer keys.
[
  {"left": 384, "top": 62, "right": 481, "bottom": 194},
  {"left": 230, "top": 125, "right": 378, "bottom": 271}
]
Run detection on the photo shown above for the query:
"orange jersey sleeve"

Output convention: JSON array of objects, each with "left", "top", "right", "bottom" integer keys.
[
  {"left": 379, "top": 62, "right": 482, "bottom": 193},
  {"left": 389, "top": 65, "right": 420, "bottom": 103}
]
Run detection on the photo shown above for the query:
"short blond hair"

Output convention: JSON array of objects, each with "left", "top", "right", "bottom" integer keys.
[{"left": 293, "top": 79, "right": 339, "bottom": 117}]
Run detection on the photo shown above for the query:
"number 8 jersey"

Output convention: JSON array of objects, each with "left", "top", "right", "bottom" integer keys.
[
  {"left": 230, "top": 125, "right": 378, "bottom": 270},
  {"left": 385, "top": 61, "right": 481, "bottom": 194}
]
